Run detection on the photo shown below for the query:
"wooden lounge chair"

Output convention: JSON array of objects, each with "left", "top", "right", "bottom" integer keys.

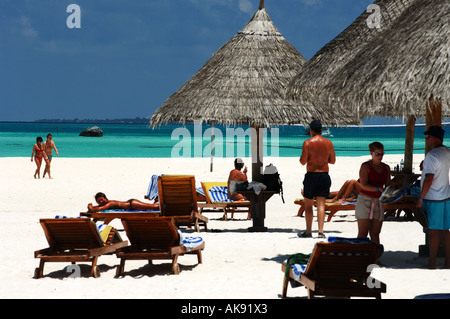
[
  {"left": 34, "top": 218, "right": 128, "bottom": 278},
  {"left": 281, "top": 241, "right": 386, "bottom": 299},
  {"left": 158, "top": 175, "right": 208, "bottom": 232},
  {"left": 295, "top": 197, "right": 417, "bottom": 222},
  {"left": 80, "top": 211, "right": 160, "bottom": 225},
  {"left": 115, "top": 217, "right": 205, "bottom": 276},
  {"left": 295, "top": 198, "right": 356, "bottom": 222},
  {"left": 198, "top": 182, "right": 250, "bottom": 220}
]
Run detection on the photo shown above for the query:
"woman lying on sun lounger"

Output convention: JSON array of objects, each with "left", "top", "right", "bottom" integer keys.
[
  {"left": 301, "top": 179, "right": 361, "bottom": 203},
  {"left": 329, "top": 179, "right": 361, "bottom": 203},
  {"left": 87, "top": 192, "right": 159, "bottom": 212}
]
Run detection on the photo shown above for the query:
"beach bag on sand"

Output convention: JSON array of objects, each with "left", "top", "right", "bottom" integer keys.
[{"left": 262, "top": 164, "right": 284, "bottom": 203}]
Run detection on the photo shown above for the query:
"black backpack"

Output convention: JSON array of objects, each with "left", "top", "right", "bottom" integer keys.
[{"left": 262, "top": 164, "right": 284, "bottom": 203}]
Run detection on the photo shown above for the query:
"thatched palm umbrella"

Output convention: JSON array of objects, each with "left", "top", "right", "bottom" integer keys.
[
  {"left": 151, "top": 0, "right": 307, "bottom": 180},
  {"left": 317, "top": 0, "right": 450, "bottom": 173},
  {"left": 287, "top": 0, "right": 416, "bottom": 126},
  {"left": 323, "top": 0, "right": 449, "bottom": 119},
  {"left": 288, "top": 0, "right": 449, "bottom": 173}
]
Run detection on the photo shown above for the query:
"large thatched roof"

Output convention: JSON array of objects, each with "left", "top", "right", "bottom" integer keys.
[
  {"left": 323, "top": 0, "right": 450, "bottom": 118},
  {"left": 286, "top": 0, "right": 417, "bottom": 125},
  {"left": 151, "top": 3, "right": 307, "bottom": 128}
]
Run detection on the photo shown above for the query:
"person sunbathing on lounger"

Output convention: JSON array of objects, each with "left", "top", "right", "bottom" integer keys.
[
  {"left": 330, "top": 179, "right": 361, "bottom": 203},
  {"left": 87, "top": 192, "right": 159, "bottom": 212}
]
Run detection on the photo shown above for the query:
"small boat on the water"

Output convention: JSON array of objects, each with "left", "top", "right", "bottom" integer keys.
[{"left": 304, "top": 126, "right": 333, "bottom": 137}]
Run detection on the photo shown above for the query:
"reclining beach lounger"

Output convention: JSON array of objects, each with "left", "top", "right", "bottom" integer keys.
[
  {"left": 34, "top": 218, "right": 127, "bottom": 278},
  {"left": 115, "top": 217, "right": 205, "bottom": 276},
  {"left": 294, "top": 198, "right": 356, "bottom": 222},
  {"left": 80, "top": 211, "right": 161, "bottom": 225},
  {"left": 295, "top": 196, "right": 417, "bottom": 222},
  {"left": 158, "top": 175, "right": 208, "bottom": 232},
  {"left": 145, "top": 174, "right": 207, "bottom": 202},
  {"left": 281, "top": 237, "right": 386, "bottom": 299},
  {"left": 199, "top": 182, "right": 250, "bottom": 220}
]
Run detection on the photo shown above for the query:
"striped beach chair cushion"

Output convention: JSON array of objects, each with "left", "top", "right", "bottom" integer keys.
[{"left": 208, "top": 186, "right": 232, "bottom": 203}]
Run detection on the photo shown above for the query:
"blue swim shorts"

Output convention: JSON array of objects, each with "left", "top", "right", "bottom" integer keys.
[
  {"left": 302, "top": 172, "right": 331, "bottom": 199},
  {"left": 422, "top": 199, "right": 450, "bottom": 230}
]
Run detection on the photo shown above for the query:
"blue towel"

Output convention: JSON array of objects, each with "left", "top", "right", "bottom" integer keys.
[
  {"left": 146, "top": 174, "right": 160, "bottom": 200},
  {"left": 55, "top": 215, "right": 87, "bottom": 219},
  {"left": 209, "top": 186, "right": 232, "bottom": 203},
  {"left": 327, "top": 237, "right": 372, "bottom": 244},
  {"left": 291, "top": 264, "right": 307, "bottom": 280},
  {"left": 196, "top": 187, "right": 205, "bottom": 196}
]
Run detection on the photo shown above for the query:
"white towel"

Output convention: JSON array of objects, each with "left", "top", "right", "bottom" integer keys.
[
  {"left": 178, "top": 230, "right": 204, "bottom": 252},
  {"left": 247, "top": 181, "right": 267, "bottom": 195}
]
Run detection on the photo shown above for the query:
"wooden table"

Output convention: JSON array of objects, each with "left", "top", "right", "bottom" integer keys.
[{"left": 237, "top": 190, "right": 278, "bottom": 232}]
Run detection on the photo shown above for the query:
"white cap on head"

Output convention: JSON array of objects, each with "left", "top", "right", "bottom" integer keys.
[{"left": 236, "top": 158, "right": 244, "bottom": 164}]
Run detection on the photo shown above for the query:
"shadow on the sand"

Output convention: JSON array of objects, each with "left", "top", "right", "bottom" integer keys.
[
  {"left": 380, "top": 250, "right": 428, "bottom": 269},
  {"left": 37, "top": 263, "right": 117, "bottom": 279},
  {"left": 115, "top": 263, "right": 199, "bottom": 279},
  {"left": 264, "top": 250, "right": 428, "bottom": 270}
]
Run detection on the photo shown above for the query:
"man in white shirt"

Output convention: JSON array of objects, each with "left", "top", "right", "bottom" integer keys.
[{"left": 417, "top": 126, "right": 450, "bottom": 269}]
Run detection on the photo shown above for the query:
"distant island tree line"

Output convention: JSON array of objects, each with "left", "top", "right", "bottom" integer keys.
[{"left": 34, "top": 117, "right": 150, "bottom": 124}]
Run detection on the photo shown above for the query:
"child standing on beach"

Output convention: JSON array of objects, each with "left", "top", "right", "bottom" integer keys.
[{"left": 31, "top": 136, "right": 47, "bottom": 179}]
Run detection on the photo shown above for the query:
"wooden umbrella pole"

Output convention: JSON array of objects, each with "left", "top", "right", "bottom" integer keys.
[
  {"left": 259, "top": 0, "right": 265, "bottom": 10},
  {"left": 403, "top": 115, "right": 415, "bottom": 174},
  {"left": 425, "top": 97, "right": 442, "bottom": 154},
  {"left": 251, "top": 126, "right": 264, "bottom": 182},
  {"left": 210, "top": 123, "right": 214, "bottom": 172}
]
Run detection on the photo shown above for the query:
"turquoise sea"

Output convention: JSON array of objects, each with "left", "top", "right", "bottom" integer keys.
[{"left": 0, "top": 121, "right": 444, "bottom": 158}]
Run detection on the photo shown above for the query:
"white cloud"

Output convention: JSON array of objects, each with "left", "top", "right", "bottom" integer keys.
[
  {"left": 298, "top": 0, "right": 321, "bottom": 6},
  {"left": 238, "top": 0, "right": 253, "bottom": 14},
  {"left": 188, "top": 0, "right": 255, "bottom": 14},
  {"left": 20, "top": 16, "right": 38, "bottom": 38}
]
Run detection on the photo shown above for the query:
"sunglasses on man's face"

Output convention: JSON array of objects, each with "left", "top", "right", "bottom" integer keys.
[{"left": 374, "top": 152, "right": 384, "bottom": 156}]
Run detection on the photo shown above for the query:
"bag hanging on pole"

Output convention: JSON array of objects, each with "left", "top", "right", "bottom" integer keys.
[{"left": 262, "top": 164, "right": 284, "bottom": 203}]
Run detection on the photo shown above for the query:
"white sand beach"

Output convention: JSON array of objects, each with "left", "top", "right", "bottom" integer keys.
[{"left": 1, "top": 155, "right": 449, "bottom": 300}]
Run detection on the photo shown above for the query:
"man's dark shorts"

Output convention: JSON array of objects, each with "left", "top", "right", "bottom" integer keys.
[{"left": 303, "top": 172, "right": 331, "bottom": 199}]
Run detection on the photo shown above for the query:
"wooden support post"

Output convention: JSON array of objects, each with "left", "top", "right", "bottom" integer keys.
[
  {"left": 259, "top": 0, "right": 265, "bottom": 10},
  {"left": 251, "top": 126, "right": 264, "bottom": 182},
  {"left": 404, "top": 115, "right": 415, "bottom": 174},
  {"left": 425, "top": 98, "right": 442, "bottom": 154}
]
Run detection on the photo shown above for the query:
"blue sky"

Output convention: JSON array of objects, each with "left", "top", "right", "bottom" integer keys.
[{"left": 1, "top": 0, "right": 375, "bottom": 122}]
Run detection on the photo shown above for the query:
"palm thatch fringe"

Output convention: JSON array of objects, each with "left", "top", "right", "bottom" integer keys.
[
  {"left": 324, "top": 0, "right": 450, "bottom": 118},
  {"left": 286, "top": 0, "right": 418, "bottom": 124},
  {"left": 151, "top": 7, "right": 309, "bottom": 128}
]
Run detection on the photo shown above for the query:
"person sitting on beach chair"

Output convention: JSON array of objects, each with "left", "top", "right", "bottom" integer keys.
[
  {"left": 228, "top": 158, "right": 248, "bottom": 201},
  {"left": 87, "top": 192, "right": 159, "bottom": 212}
]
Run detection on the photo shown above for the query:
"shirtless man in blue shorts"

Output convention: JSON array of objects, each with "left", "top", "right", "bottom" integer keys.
[{"left": 299, "top": 120, "right": 336, "bottom": 238}]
